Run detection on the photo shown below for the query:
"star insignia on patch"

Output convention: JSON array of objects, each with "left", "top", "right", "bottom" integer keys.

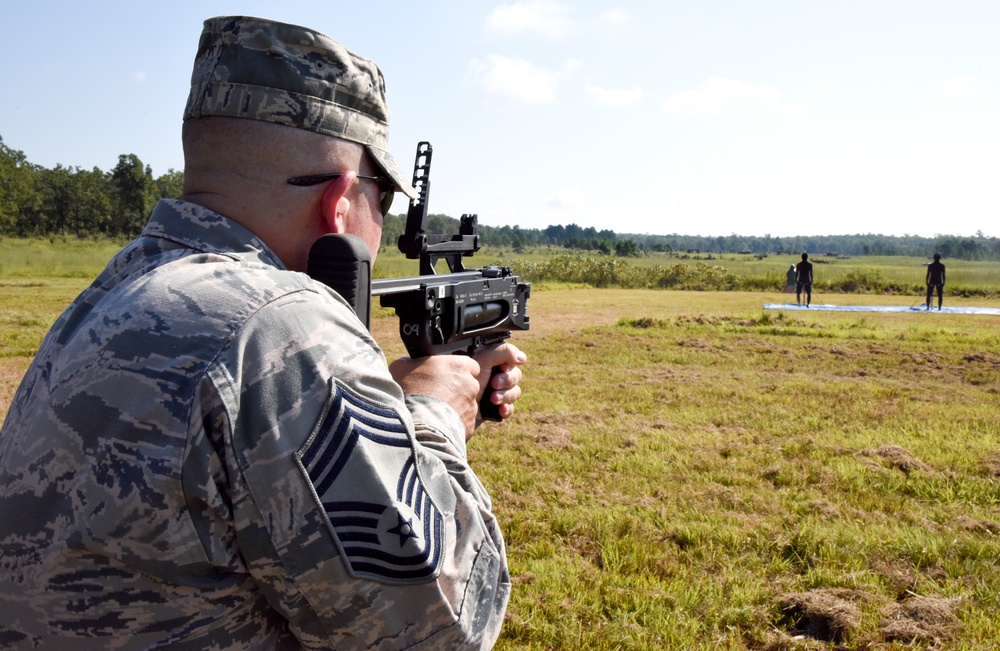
[
  {"left": 296, "top": 381, "right": 444, "bottom": 582},
  {"left": 388, "top": 512, "right": 421, "bottom": 547}
]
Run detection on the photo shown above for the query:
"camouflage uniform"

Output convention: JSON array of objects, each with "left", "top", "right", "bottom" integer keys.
[
  {"left": 0, "top": 201, "right": 509, "bottom": 649},
  {"left": 0, "top": 199, "right": 509, "bottom": 649},
  {"left": 1, "top": 16, "right": 514, "bottom": 647}
]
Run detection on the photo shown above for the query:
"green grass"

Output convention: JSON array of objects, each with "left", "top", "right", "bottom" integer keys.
[
  {"left": 471, "top": 290, "right": 1000, "bottom": 649},
  {"left": 0, "top": 236, "right": 122, "bottom": 278},
  {"left": 633, "top": 251, "right": 999, "bottom": 281},
  {"left": 719, "top": 253, "right": 1000, "bottom": 297},
  {"left": 4, "top": 237, "right": 996, "bottom": 295},
  {"left": 3, "top": 241, "right": 1000, "bottom": 649},
  {"left": 481, "top": 248, "right": 998, "bottom": 296}
]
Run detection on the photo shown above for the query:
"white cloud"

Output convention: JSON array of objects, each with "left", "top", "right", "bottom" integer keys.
[
  {"left": 133, "top": 71, "right": 146, "bottom": 83},
  {"left": 545, "top": 184, "right": 586, "bottom": 210},
  {"left": 662, "top": 77, "right": 799, "bottom": 117},
  {"left": 585, "top": 84, "right": 643, "bottom": 107},
  {"left": 468, "top": 55, "right": 559, "bottom": 105},
  {"left": 940, "top": 73, "right": 981, "bottom": 96},
  {"left": 485, "top": 0, "right": 574, "bottom": 38},
  {"left": 600, "top": 7, "right": 631, "bottom": 25}
]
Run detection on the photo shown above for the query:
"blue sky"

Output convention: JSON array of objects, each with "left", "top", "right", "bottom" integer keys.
[{"left": 2, "top": 1, "right": 997, "bottom": 237}]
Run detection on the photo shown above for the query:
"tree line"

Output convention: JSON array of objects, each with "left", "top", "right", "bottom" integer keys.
[
  {"left": 1, "top": 136, "right": 182, "bottom": 238},
  {"left": 380, "top": 214, "right": 640, "bottom": 256},
  {"left": 626, "top": 232, "right": 1000, "bottom": 261},
  {"left": 3, "top": 134, "right": 997, "bottom": 260},
  {"left": 383, "top": 214, "right": 1000, "bottom": 261}
]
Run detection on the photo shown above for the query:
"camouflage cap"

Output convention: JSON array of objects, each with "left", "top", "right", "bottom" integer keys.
[{"left": 184, "top": 16, "right": 417, "bottom": 199}]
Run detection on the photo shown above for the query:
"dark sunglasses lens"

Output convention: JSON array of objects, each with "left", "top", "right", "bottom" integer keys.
[{"left": 380, "top": 187, "right": 395, "bottom": 216}]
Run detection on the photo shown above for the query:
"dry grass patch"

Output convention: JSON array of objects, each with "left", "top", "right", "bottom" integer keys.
[
  {"left": 879, "top": 596, "right": 963, "bottom": 644},
  {"left": 860, "top": 445, "right": 934, "bottom": 475},
  {"left": 774, "top": 589, "right": 963, "bottom": 647},
  {"left": 981, "top": 452, "right": 1000, "bottom": 477},
  {"left": 776, "top": 589, "right": 866, "bottom": 644},
  {"left": 953, "top": 515, "right": 1000, "bottom": 535}
]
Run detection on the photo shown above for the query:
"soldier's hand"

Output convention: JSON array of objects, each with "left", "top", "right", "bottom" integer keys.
[
  {"left": 473, "top": 343, "right": 526, "bottom": 422},
  {"left": 389, "top": 344, "right": 526, "bottom": 439},
  {"left": 390, "top": 355, "right": 483, "bottom": 437}
]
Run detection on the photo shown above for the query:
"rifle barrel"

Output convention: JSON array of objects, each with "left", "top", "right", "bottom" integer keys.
[{"left": 371, "top": 271, "right": 485, "bottom": 296}]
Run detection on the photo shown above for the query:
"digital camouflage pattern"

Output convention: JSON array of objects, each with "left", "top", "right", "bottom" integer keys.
[
  {"left": 184, "top": 15, "right": 417, "bottom": 199},
  {"left": 0, "top": 199, "right": 510, "bottom": 649}
]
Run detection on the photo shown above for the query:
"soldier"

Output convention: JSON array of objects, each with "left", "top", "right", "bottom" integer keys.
[
  {"left": 925, "top": 253, "right": 946, "bottom": 310},
  {"left": 0, "top": 16, "right": 525, "bottom": 650},
  {"left": 796, "top": 252, "right": 814, "bottom": 306}
]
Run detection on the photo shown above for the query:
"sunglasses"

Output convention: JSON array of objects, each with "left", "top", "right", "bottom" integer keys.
[{"left": 286, "top": 173, "right": 395, "bottom": 216}]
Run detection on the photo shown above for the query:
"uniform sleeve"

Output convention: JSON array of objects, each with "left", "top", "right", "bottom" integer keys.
[{"left": 200, "top": 287, "right": 509, "bottom": 650}]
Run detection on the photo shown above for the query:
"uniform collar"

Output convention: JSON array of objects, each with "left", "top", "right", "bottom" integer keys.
[{"left": 141, "top": 199, "right": 287, "bottom": 269}]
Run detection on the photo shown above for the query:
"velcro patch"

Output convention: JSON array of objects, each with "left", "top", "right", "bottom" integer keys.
[{"left": 297, "top": 382, "right": 443, "bottom": 582}]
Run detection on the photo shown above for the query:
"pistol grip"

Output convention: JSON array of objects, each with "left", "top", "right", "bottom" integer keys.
[{"left": 479, "top": 365, "right": 504, "bottom": 422}]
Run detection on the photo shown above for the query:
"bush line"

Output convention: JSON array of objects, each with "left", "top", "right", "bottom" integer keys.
[{"left": 508, "top": 254, "right": 997, "bottom": 297}]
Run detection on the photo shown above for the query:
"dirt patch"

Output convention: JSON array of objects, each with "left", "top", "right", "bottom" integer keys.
[
  {"left": 872, "top": 560, "right": 921, "bottom": 600},
  {"left": 525, "top": 411, "right": 582, "bottom": 451},
  {"left": 803, "top": 500, "right": 840, "bottom": 519},
  {"left": 776, "top": 589, "right": 864, "bottom": 643},
  {"left": 511, "top": 572, "right": 535, "bottom": 585},
  {"left": 622, "top": 366, "right": 677, "bottom": 389},
  {"left": 860, "top": 444, "right": 933, "bottom": 474},
  {"left": 760, "top": 630, "right": 829, "bottom": 651},
  {"left": 963, "top": 352, "right": 1000, "bottom": 368},
  {"left": 775, "top": 588, "right": 961, "bottom": 645},
  {"left": 955, "top": 515, "right": 1000, "bottom": 535},
  {"left": 903, "top": 351, "right": 948, "bottom": 368},
  {"left": 534, "top": 423, "right": 576, "bottom": 451},
  {"left": 676, "top": 337, "right": 712, "bottom": 349},
  {"left": 981, "top": 451, "right": 1000, "bottom": 477},
  {"left": 879, "top": 596, "right": 962, "bottom": 644}
]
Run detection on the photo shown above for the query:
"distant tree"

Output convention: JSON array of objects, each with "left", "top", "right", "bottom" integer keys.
[
  {"left": 24, "top": 165, "right": 116, "bottom": 237},
  {"left": 74, "top": 167, "right": 115, "bottom": 235},
  {"left": 380, "top": 213, "right": 405, "bottom": 249},
  {"left": 614, "top": 239, "right": 639, "bottom": 257},
  {"left": 544, "top": 224, "right": 566, "bottom": 245},
  {"left": 0, "top": 135, "right": 39, "bottom": 235},
  {"left": 425, "top": 213, "right": 459, "bottom": 235},
  {"left": 156, "top": 169, "right": 184, "bottom": 200},
  {"left": 511, "top": 230, "right": 527, "bottom": 253},
  {"left": 111, "top": 154, "right": 156, "bottom": 236},
  {"left": 34, "top": 165, "right": 75, "bottom": 234}
]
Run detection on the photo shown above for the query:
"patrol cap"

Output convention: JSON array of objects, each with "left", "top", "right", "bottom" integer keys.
[{"left": 184, "top": 15, "right": 417, "bottom": 199}]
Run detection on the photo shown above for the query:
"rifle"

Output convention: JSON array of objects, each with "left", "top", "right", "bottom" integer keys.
[{"left": 307, "top": 141, "right": 531, "bottom": 421}]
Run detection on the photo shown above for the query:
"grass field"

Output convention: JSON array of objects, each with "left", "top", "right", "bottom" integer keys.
[
  {"left": 5, "top": 237, "right": 999, "bottom": 294},
  {"left": 459, "top": 290, "right": 1000, "bottom": 650},
  {"left": 685, "top": 253, "right": 1000, "bottom": 291},
  {"left": 2, "top": 242, "right": 1000, "bottom": 649}
]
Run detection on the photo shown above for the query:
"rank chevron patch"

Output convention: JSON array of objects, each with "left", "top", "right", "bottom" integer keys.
[{"left": 297, "top": 381, "right": 444, "bottom": 582}]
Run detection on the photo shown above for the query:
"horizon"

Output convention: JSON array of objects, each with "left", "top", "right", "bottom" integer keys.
[
  {"left": 2, "top": 1, "right": 998, "bottom": 239},
  {"left": 381, "top": 213, "right": 995, "bottom": 242}
]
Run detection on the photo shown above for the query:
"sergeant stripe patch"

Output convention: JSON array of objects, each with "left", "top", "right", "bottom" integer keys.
[{"left": 297, "top": 382, "right": 443, "bottom": 582}]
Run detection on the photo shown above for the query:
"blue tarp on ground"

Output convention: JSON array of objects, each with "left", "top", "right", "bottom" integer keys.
[{"left": 763, "top": 303, "right": 1000, "bottom": 315}]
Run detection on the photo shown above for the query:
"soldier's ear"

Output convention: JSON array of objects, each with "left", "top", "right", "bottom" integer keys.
[{"left": 320, "top": 172, "right": 355, "bottom": 233}]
